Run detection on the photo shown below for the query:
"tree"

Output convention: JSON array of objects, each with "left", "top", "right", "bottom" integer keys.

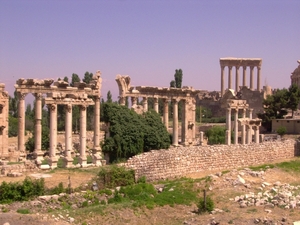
[
  {"left": 106, "top": 91, "right": 113, "bottom": 103},
  {"left": 287, "top": 83, "right": 300, "bottom": 117},
  {"left": 205, "top": 126, "right": 228, "bottom": 145},
  {"left": 83, "top": 71, "right": 93, "bottom": 84},
  {"left": 170, "top": 69, "right": 183, "bottom": 88},
  {"left": 101, "top": 103, "right": 170, "bottom": 162},
  {"left": 70, "top": 73, "right": 80, "bottom": 87},
  {"left": 258, "top": 87, "right": 291, "bottom": 131},
  {"left": 71, "top": 73, "right": 80, "bottom": 131}
]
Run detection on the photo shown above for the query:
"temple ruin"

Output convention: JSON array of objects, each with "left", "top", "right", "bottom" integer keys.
[
  {"left": 0, "top": 83, "right": 9, "bottom": 159},
  {"left": 14, "top": 71, "right": 103, "bottom": 168},
  {"left": 116, "top": 75, "right": 200, "bottom": 146},
  {"left": 220, "top": 57, "right": 262, "bottom": 96}
]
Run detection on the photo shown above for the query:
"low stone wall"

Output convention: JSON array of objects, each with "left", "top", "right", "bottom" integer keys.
[{"left": 125, "top": 140, "right": 300, "bottom": 181}]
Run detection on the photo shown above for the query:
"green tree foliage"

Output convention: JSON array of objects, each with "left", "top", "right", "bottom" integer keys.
[
  {"left": 205, "top": 126, "right": 227, "bottom": 145},
  {"left": 101, "top": 103, "right": 170, "bottom": 162},
  {"left": 83, "top": 71, "right": 93, "bottom": 84},
  {"left": 258, "top": 84, "right": 300, "bottom": 131},
  {"left": 8, "top": 115, "right": 18, "bottom": 137},
  {"left": 174, "top": 69, "right": 183, "bottom": 88},
  {"left": 9, "top": 91, "right": 18, "bottom": 118},
  {"left": 106, "top": 90, "right": 113, "bottom": 103},
  {"left": 70, "top": 73, "right": 80, "bottom": 87}
]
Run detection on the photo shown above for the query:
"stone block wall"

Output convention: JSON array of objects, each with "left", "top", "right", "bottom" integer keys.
[{"left": 125, "top": 140, "right": 299, "bottom": 181}]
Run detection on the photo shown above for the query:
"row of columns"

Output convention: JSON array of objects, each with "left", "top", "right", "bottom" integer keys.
[
  {"left": 221, "top": 65, "right": 261, "bottom": 96},
  {"left": 225, "top": 107, "right": 260, "bottom": 145},
  {"left": 17, "top": 92, "right": 102, "bottom": 168},
  {"left": 120, "top": 96, "right": 195, "bottom": 146}
]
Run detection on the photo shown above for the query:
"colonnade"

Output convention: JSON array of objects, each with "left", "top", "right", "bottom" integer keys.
[
  {"left": 17, "top": 93, "right": 102, "bottom": 168},
  {"left": 224, "top": 99, "right": 261, "bottom": 145},
  {"left": 220, "top": 58, "right": 262, "bottom": 96},
  {"left": 119, "top": 95, "right": 196, "bottom": 146}
]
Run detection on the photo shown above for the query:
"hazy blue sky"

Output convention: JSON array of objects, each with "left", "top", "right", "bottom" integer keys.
[{"left": 0, "top": 0, "right": 299, "bottom": 101}]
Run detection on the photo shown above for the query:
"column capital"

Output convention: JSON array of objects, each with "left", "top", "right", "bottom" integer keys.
[
  {"left": 80, "top": 105, "right": 87, "bottom": 111},
  {"left": 172, "top": 98, "right": 180, "bottom": 104},
  {"left": 17, "top": 92, "right": 27, "bottom": 100},
  {"left": 47, "top": 104, "right": 56, "bottom": 111},
  {"left": 65, "top": 104, "right": 72, "bottom": 113},
  {"left": 250, "top": 65, "right": 255, "bottom": 70},
  {"left": 34, "top": 93, "right": 43, "bottom": 100}
]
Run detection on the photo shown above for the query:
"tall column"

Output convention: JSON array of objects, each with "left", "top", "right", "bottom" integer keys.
[
  {"left": 250, "top": 66, "right": 254, "bottom": 90},
  {"left": 119, "top": 96, "right": 126, "bottom": 106},
  {"left": 34, "top": 93, "right": 43, "bottom": 163},
  {"left": 249, "top": 108, "right": 253, "bottom": 119},
  {"left": 17, "top": 92, "right": 26, "bottom": 155},
  {"left": 64, "top": 104, "right": 73, "bottom": 167},
  {"left": 92, "top": 96, "right": 102, "bottom": 165},
  {"left": 228, "top": 66, "right": 233, "bottom": 89},
  {"left": 257, "top": 66, "right": 261, "bottom": 91},
  {"left": 48, "top": 104, "right": 58, "bottom": 168},
  {"left": 241, "top": 108, "right": 246, "bottom": 145},
  {"left": 235, "top": 66, "right": 240, "bottom": 92},
  {"left": 172, "top": 99, "right": 179, "bottom": 146},
  {"left": 131, "top": 96, "right": 137, "bottom": 108},
  {"left": 154, "top": 97, "right": 159, "bottom": 113},
  {"left": 246, "top": 125, "right": 252, "bottom": 144},
  {"left": 163, "top": 98, "right": 169, "bottom": 128},
  {"left": 243, "top": 66, "right": 247, "bottom": 87},
  {"left": 181, "top": 99, "right": 187, "bottom": 145},
  {"left": 234, "top": 108, "right": 238, "bottom": 144},
  {"left": 226, "top": 108, "right": 231, "bottom": 145},
  {"left": 142, "top": 97, "right": 148, "bottom": 112},
  {"left": 221, "top": 66, "right": 225, "bottom": 96},
  {"left": 254, "top": 126, "right": 260, "bottom": 143},
  {"left": 79, "top": 105, "right": 87, "bottom": 167}
]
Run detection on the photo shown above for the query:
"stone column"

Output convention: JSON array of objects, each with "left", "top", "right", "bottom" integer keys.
[
  {"left": 92, "top": 96, "right": 102, "bottom": 165},
  {"left": 235, "top": 66, "right": 240, "bottom": 92},
  {"left": 250, "top": 66, "right": 254, "bottom": 90},
  {"left": 17, "top": 92, "right": 26, "bottom": 155},
  {"left": 233, "top": 108, "right": 238, "bottom": 144},
  {"left": 131, "top": 97, "right": 137, "bottom": 108},
  {"left": 257, "top": 66, "right": 261, "bottom": 91},
  {"left": 34, "top": 93, "right": 43, "bottom": 163},
  {"left": 249, "top": 108, "right": 253, "bottom": 119},
  {"left": 79, "top": 105, "right": 87, "bottom": 167},
  {"left": 199, "top": 131, "right": 204, "bottom": 145},
  {"left": 221, "top": 65, "right": 225, "bottom": 96},
  {"left": 246, "top": 125, "right": 252, "bottom": 144},
  {"left": 172, "top": 99, "right": 179, "bottom": 146},
  {"left": 154, "top": 97, "right": 159, "bottom": 113},
  {"left": 241, "top": 108, "right": 246, "bottom": 145},
  {"left": 181, "top": 99, "right": 187, "bottom": 145},
  {"left": 163, "top": 98, "right": 169, "bottom": 128},
  {"left": 228, "top": 66, "right": 233, "bottom": 89},
  {"left": 226, "top": 108, "right": 231, "bottom": 145},
  {"left": 243, "top": 66, "right": 247, "bottom": 87},
  {"left": 119, "top": 96, "right": 126, "bottom": 106},
  {"left": 254, "top": 126, "right": 260, "bottom": 143},
  {"left": 64, "top": 104, "right": 73, "bottom": 167},
  {"left": 48, "top": 104, "right": 58, "bottom": 168},
  {"left": 142, "top": 97, "right": 148, "bottom": 112}
]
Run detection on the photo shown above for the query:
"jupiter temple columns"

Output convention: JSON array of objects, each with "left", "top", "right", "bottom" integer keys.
[{"left": 220, "top": 58, "right": 262, "bottom": 96}]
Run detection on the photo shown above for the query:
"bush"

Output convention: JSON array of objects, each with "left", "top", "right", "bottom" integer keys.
[
  {"left": 0, "top": 177, "right": 45, "bottom": 203},
  {"left": 197, "top": 195, "right": 214, "bottom": 213},
  {"left": 205, "top": 126, "right": 227, "bottom": 145},
  {"left": 277, "top": 126, "right": 287, "bottom": 136},
  {"left": 98, "top": 165, "right": 135, "bottom": 188}
]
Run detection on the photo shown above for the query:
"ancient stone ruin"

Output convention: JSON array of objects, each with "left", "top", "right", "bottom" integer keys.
[
  {"left": 116, "top": 75, "right": 200, "bottom": 146},
  {"left": 0, "top": 83, "right": 9, "bottom": 159},
  {"left": 14, "top": 71, "right": 103, "bottom": 168}
]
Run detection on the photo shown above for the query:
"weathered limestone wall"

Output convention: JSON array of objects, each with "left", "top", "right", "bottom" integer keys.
[{"left": 125, "top": 140, "right": 299, "bottom": 181}]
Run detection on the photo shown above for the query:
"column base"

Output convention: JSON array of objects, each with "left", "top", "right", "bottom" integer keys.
[
  {"left": 225, "top": 130, "right": 231, "bottom": 145},
  {"left": 34, "top": 150, "right": 44, "bottom": 165},
  {"left": 92, "top": 154, "right": 103, "bottom": 166},
  {"left": 63, "top": 157, "right": 74, "bottom": 168},
  {"left": 79, "top": 156, "right": 87, "bottom": 167},
  {"left": 48, "top": 157, "right": 58, "bottom": 169}
]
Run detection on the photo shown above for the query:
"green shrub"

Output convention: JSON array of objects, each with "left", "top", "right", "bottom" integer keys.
[
  {"left": 0, "top": 177, "right": 45, "bottom": 203},
  {"left": 277, "top": 126, "right": 287, "bottom": 136},
  {"left": 197, "top": 195, "right": 214, "bottom": 213},
  {"left": 17, "top": 208, "right": 30, "bottom": 214},
  {"left": 47, "top": 182, "right": 65, "bottom": 195},
  {"left": 98, "top": 165, "right": 135, "bottom": 188}
]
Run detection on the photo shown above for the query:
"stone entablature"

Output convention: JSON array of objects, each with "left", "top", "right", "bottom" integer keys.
[
  {"left": 220, "top": 57, "right": 262, "bottom": 96},
  {"left": 0, "top": 83, "right": 9, "bottom": 159},
  {"left": 125, "top": 140, "right": 298, "bottom": 181},
  {"left": 290, "top": 60, "right": 300, "bottom": 87},
  {"left": 14, "top": 71, "right": 103, "bottom": 168},
  {"left": 116, "top": 75, "right": 200, "bottom": 146}
]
